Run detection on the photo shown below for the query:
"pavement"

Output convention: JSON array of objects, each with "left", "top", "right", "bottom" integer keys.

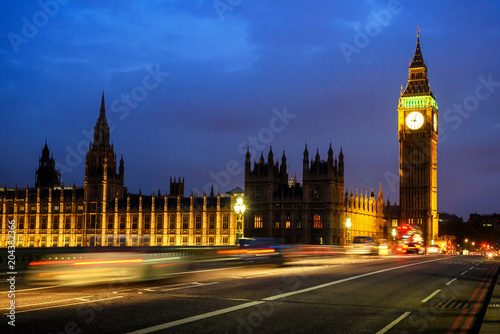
[{"left": 479, "top": 261, "right": 500, "bottom": 333}]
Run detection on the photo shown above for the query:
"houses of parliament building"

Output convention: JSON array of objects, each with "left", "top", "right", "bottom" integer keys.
[{"left": 0, "top": 33, "right": 438, "bottom": 248}]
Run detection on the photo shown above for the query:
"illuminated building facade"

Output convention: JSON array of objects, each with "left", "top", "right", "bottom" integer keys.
[
  {"left": 0, "top": 95, "right": 241, "bottom": 248},
  {"left": 244, "top": 146, "right": 391, "bottom": 244},
  {"left": 398, "top": 31, "right": 439, "bottom": 246}
]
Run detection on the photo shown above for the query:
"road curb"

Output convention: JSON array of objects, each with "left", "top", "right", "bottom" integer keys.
[{"left": 479, "top": 261, "right": 500, "bottom": 334}]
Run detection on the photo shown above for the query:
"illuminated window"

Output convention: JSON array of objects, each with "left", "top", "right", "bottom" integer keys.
[
  {"left": 254, "top": 215, "right": 263, "bottom": 228},
  {"left": 222, "top": 214, "right": 229, "bottom": 229},
  {"left": 313, "top": 214, "right": 322, "bottom": 228}
]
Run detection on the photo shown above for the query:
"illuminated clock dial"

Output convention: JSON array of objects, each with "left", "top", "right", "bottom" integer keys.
[
  {"left": 406, "top": 111, "right": 424, "bottom": 130},
  {"left": 433, "top": 113, "right": 438, "bottom": 132}
]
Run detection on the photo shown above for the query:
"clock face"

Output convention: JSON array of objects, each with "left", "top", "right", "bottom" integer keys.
[
  {"left": 433, "top": 114, "right": 438, "bottom": 132},
  {"left": 406, "top": 111, "right": 424, "bottom": 130}
]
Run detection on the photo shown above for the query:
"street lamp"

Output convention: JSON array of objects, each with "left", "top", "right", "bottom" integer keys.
[
  {"left": 392, "top": 228, "right": 396, "bottom": 244},
  {"left": 346, "top": 218, "right": 351, "bottom": 244},
  {"left": 234, "top": 197, "right": 245, "bottom": 241}
]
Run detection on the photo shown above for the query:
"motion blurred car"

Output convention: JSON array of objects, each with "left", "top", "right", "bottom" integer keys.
[
  {"left": 393, "top": 241, "right": 421, "bottom": 254},
  {"left": 406, "top": 242, "right": 421, "bottom": 254},
  {"left": 378, "top": 239, "right": 389, "bottom": 255},
  {"left": 218, "top": 238, "right": 286, "bottom": 264},
  {"left": 27, "top": 249, "right": 190, "bottom": 286},
  {"left": 426, "top": 245, "right": 440, "bottom": 254},
  {"left": 344, "top": 236, "right": 379, "bottom": 255}
]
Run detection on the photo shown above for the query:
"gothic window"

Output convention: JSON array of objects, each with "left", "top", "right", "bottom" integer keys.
[
  {"left": 286, "top": 213, "right": 291, "bottom": 229},
  {"left": 195, "top": 215, "right": 202, "bottom": 229},
  {"left": 182, "top": 214, "right": 189, "bottom": 229},
  {"left": 53, "top": 217, "right": 59, "bottom": 229},
  {"left": 209, "top": 214, "right": 215, "bottom": 229},
  {"left": 169, "top": 215, "right": 176, "bottom": 229},
  {"left": 313, "top": 214, "right": 322, "bottom": 228},
  {"left": 254, "top": 215, "right": 263, "bottom": 228},
  {"left": 222, "top": 214, "right": 229, "bottom": 229}
]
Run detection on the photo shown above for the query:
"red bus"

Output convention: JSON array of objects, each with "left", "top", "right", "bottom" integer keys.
[{"left": 394, "top": 224, "right": 423, "bottom": 254}]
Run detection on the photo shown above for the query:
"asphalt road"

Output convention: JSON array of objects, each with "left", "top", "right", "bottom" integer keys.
[{"left": 2, "top": 254, "right": 499, "bottom": 334}]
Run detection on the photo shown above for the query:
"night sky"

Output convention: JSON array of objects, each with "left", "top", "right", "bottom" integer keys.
[{"left": 1, "top": 1, "right": 499, "bottom": 220}]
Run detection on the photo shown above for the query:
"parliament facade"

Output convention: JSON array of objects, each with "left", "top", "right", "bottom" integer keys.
[
  {"left": 0, "top": 33, "right": 438, "bottom": 248},
  {"left": 0, "top": 95, "right": 242, "bottom": 248}
]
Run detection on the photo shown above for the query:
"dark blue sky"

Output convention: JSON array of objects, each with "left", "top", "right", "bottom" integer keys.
[{"left": 1, "top": 1, "right": 499, "bottom": 220}]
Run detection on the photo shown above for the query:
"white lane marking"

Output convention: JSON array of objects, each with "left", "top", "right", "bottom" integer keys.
[
  {"left": 127, "top": 257, "right": 447, "bottom": 333},
  {"left": 5, "top": 296, "right": 124, "bottom": 314},
  {"left": 446, "top": 278, "right": 457, "bottom": 286},
  {"left": 263, "top": 257, "right": 447, "bottom": 301},
  {"left": 160, "top": 282, "right": 219, "bottom": 292},
  {"left": 126, "top": 301, "right": 265, "bottom": 334},
  {"left": 460, "top": 270, "right": 468, "bottom": 275},
  {"left": 8, "top": 295, "right": 93, "bottom": 308},
  {"left": 376, "top": 311, "right": 412, "bottom": 334},
  {"left": 421, "top": 289, "right": 442, "bottom": 303}
]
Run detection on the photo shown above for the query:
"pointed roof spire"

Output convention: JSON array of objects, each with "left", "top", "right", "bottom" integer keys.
[
  {"left": 99, "top": 90, "right": 106, "bottom": 119},
  {"left": 410, "top": 27, "right": 425, "bottom": 68}
]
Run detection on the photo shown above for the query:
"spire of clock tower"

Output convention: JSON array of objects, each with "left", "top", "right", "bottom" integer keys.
[{"left": 402, "top": 28, "right": 433, "bottom": 98}]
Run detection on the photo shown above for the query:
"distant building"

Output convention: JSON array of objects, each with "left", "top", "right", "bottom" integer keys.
[
  {"left": 468, "top": 213, "right": 500, "bottom": 243},
  {"left": 35, "top": 141, "right": 61, "bottom": 188},
  {"left": 0, "top": 94, "right": 241, "bottom": 248},
  {"left": 243, "top": 145, "right": 392, "bottom": 244}
]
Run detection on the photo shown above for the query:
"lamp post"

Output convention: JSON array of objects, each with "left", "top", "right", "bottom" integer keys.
[
  {"left": 346, "top": 218, "right": 351, "bottom": 245},
  {"left": 392, "top": 228, "right": 396, "bottom": 245},
  {"left": 234, "top": 197, "right": 245, "bottom": 241}
]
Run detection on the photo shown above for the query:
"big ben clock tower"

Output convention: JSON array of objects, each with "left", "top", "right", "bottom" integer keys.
[{"left": 398, "top": 30, "right": 438, "bottom": 247}]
